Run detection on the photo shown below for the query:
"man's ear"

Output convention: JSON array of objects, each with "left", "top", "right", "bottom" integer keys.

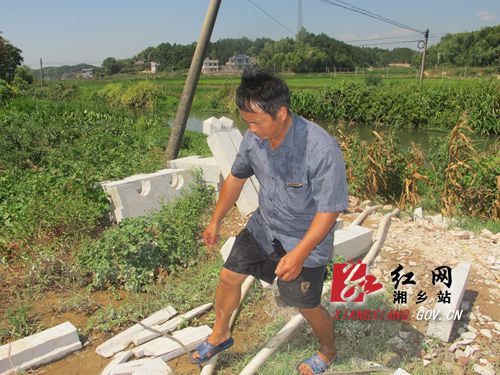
[{"left": 278, "top": 106, "right": 288, "bottom": 122}]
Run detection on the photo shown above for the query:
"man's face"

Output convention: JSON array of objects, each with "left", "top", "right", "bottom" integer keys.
[{"left": 239, "top": 105, "right": 287, "bottom": 141}]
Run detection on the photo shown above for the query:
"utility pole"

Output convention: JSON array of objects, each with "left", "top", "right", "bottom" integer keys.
[
  {"left": 40, "top": 58, "right": 44, "bottom": 87},
  {"left": 419, "top": 29, "right": 429, "bottom": 83},
  {"left": 164, "top": 0, "right": 222, "bottom": 162}
]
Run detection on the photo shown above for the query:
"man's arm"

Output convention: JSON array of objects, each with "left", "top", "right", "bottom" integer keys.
[
  {"left": 275, "top": 211, "right": 340, "bottom": 281},
  {"left": 203, "top": 173, "right": 247, "bottom": 246}
]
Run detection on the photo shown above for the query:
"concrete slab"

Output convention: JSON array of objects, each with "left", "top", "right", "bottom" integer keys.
[
  {"left": 333, "top": 225, "right": 373, "bottom": 261},
  {"left": 0, "top": 321, "right": 82, "bottom": 375},
  {"left": 207, "top": 129, "right": 259, "bottom": 216},
  {"left": 101, "top": 169, "right": 193, "bottom": 222},
  {"left": 427, "top": 262, "right": 472, "bottom": 342},
  {"left": 96, "top": 306, "right": 177, "bottom": 358},
  {"left": 169, "top": 156, "right": 223, "bottom": 195},
  {"left": 132, "top": 325, "right": 212, "bottom": 361},
  {"left": 203, "top": 117, "right": 222, "bottom": 136},
  {"left": 105, "top": 357, "right": 172, "bottom": 375},
  {"left": 132, "top": 303, "right": 213, "bottom": 346},
  {"left": 394, "top": 368, "right": 411, "bottom": 375}
]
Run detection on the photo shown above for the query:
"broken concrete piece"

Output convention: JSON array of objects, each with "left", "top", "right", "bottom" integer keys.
[
  {"left": 393, "top": 368, "right": 411, "bottom": 375},
  {"left": 203, "top": 117, "right": 222, "bottom": 136},
  {"left": 218, "top": 116, "right": 234, "bottom": 129},
  {"left": 131, "top": 303, "right": 212, "bottom": 346},
  {"left": 413, "top": 207, "right": 424, "bottom": 221},
  {"left": 101, "top": 351, "right": 133, "bottom": 375},
  {"left": 333, "top": 225, "right": 373, "bottom": 261},
  {"left": 96, "top": 306, "right": 177, "bottom": 358},
  {"left": 132, "top": 325, "right": 212, "bottom": 362},
  {"left": 101, "top": 169, "right": 194, "bottom": 222},
  {"left": 427, "top": 263, "right": 472, "bottom": 342},
  {"left": 207, "top": 129, "right": 260, "bottom": 216},
  {"left": 0, "top": 321, "right": 82, "bottom": 375},
  {"left": 104, "top": 357, "right": 172, "bottom": 375}
]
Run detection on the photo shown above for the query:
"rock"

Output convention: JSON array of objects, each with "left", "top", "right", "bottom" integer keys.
[
  {"left": 454, "top": 349, "right": 466, "bottom": 360},
  {"left": 455, "top": 356, "right": 469, "bottom": 367},
  {"left": 469, "top": 312, "right": 477, "bottom": 321},
  {"left": 449, "top": 342, "right": 459, "bottom": 352},
  {"left": 480, "top": 229, "right": 494, "bottom": 239},
  {"left": 398, "top": 331, "right": 410, "bottom": 339},
  {"left": 423, "top": 351, "right": 437, "bottom": 360},
  {"left": 457, "top": 338, "right": 473, "bottom": 346},
  {"left": 473, "top": 363, "right": 495, "bottom": 375},
  {"left": 493, "top": 322, "right": 500, "bottom": 331},
  {"left": 479, "top": 358, "right": 488, "bottom": 365},
  {"left": 482, "top": 315, "right": 492, "bottom": 322},
  {"left": 423, "top": 359, "right": 431, "bottom": 366},
  {"left": 457, "top": 327, "right": 466, "bottom": 335},
  {"left": 465, "top": 324, "right": 477, "bottom": 333},
  {"left": 460, "top": 331, "right": 476, "bottom": 340},
  {"left": 443, "top": 361, "right": 454, "bottom": 371},
  {"left": 360, "top": 200, "right": 371, "bottom": 208},
  {"left": 387, "top": 336, "right": 405, "bottom": 350},
  {"left": 409, "top": 261, "right": 417, "bottom": 267},
  {"left": 451, "top": 230, "right": 472, "bottom": 240},
  {"left": 480, "top": 329, "right": 492, "bottom": 339},
  {"left": 463, "top": 346, "right": 473, "bottom": 357},
  {"left": 484, "top": 255, "right": 495, "bottom": 264}
]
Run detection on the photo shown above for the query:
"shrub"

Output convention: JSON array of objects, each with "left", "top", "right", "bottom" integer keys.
[{"left": 77, "top": 176, "right": 214, "bottom": 291}]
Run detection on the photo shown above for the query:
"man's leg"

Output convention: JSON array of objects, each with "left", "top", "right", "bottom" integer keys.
[
  {"left": 296, "top": 305, "right": 336, "bottom": 375},
  {"left": 192, "top": 267, "right": 246, "bottom": 360}
]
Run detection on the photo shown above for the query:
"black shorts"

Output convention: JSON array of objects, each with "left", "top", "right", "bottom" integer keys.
[{"left": 223, "top": 228, "right": 327, "bottom": 308}]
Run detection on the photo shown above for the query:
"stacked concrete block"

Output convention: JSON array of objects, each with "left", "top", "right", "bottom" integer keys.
[
  {"left": 333, "top": 225, "right": 373, "bottom": 261},
  {"left": 203, "top": 116, "right": 234, "bottom": 136},
  {"left": 101, "top": 169, "right": 193, "bottom": 222},
  {"left": 0, "top": 321, "right": 82, "bottom": 375},
  {"left": 427, "top": 262, "right": 472, "bottom": 342},
  {"left": 169, "top": 155, "right": 223, "bottom": 196},
  {"left": 207, "top": 128, "right": 260, "bottom": 216}
]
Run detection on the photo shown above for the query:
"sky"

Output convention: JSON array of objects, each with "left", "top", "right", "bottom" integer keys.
[{"left": 1, "top": 0, "right": 498, "bottom": 68}]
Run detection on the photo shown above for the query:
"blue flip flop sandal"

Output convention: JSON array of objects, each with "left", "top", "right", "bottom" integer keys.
[
  {"left": 190, "top": 337, "right": 234, "bottom": 365},
  {"left": 296, "top": 352, "right": 333, "bottom": 374}
]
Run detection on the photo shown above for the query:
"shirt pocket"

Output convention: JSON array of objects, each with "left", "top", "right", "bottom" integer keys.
[{"left": 283, "top": 178, "right": 309, "bottom": 212}]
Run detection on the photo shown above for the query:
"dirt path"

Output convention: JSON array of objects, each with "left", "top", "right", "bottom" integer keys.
[{"left": 22, "top": 203, "right": 500, "bottom": 374}]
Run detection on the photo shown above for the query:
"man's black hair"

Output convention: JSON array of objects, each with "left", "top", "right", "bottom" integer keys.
[{"left": 236, "top": 70, "right": 290, "bottom": 118}]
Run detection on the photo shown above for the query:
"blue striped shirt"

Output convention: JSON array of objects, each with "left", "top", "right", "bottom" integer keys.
[{"left": 231, "top": 113, "right": 348, "bottom": 267}]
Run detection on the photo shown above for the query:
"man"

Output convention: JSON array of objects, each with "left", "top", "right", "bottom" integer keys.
[{"left": 192, "top": 70, "right": 348, "bottom": 375}]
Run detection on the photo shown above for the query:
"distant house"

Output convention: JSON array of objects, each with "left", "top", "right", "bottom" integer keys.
[
  {"left": 226, "top": 54, "right": 251, "bottom": 71},
  {"left": 134, "top": 59, "right": 147, "bottom": 66},
  {"left": 150, "top": 61, "right": 159, "bottom": 73},
  {"left": 202, "top": 58, "right": 219, "bottom": 73},
  {"left": 81, "top": 68, "right": 94, "bottom": 79}
]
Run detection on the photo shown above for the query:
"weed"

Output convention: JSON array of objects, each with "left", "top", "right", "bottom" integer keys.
[{"left": 3, "top": 304, "right": 39, "bottom": 341}]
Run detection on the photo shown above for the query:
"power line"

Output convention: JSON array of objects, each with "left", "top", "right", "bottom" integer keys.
[
  {"left": 246, "top": 0, "right": 296, "bottom": 37},
  {"left": 355, "top": 37, "right": 441, "bottom": 47},
  {"left": 345, "top": 34, "right": 421, "bottom": 43},
  {"left": 319, "top": 0, "right": 426, "bottom": 35}
]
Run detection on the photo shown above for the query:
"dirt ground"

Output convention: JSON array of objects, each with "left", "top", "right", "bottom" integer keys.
[{"left": 7, "top": 200, "right": 500, "bottom": 374}]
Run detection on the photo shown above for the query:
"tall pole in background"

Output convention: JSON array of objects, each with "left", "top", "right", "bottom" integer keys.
[
  {"left": 297, "top": 0, "right": 303, "bottom": 36},
  {"left": 165, "top": 0, "right": 222, "bottom": 162},
  {"left": 419, "top": 29, "right": 429, "bottom": 83},
  {"left": 40, "top": 58, "right": 44, "bottom": 87}
]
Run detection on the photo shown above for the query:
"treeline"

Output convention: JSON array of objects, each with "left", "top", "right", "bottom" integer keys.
[
  {"left": 136, "top": 28, "right": 418, "bottom": 73},
  {"left": 423, "top": 25, "right": 499, "bottom": 67}
]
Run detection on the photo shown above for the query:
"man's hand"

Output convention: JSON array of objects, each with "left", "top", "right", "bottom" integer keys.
[
  {"left": 275, "top": 251, "right": 305, "bottom": 281},
  {"left": 203, "top": 221, "right": 220, "bottom": 247}
]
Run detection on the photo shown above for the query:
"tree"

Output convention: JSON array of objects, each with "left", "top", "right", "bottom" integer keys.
[
  {"left": 102, "top": 57, "right": 121, "bottom": 75},
  {"left": 0, "top": 35, "right": 23, "bottom": 82}
]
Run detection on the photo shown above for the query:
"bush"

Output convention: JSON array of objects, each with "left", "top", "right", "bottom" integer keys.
[
  {"left": 77, "top": 177, "right": 214, "bottom": 291},
  {"left": 365, "top": 75, "right": 383, "bottom": 86},
  {"left": 0, "top": 79, "right": 14, "bottom": 103},
  {"left": 98, "top": 81, "right": 160, "bottom": 110}
]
